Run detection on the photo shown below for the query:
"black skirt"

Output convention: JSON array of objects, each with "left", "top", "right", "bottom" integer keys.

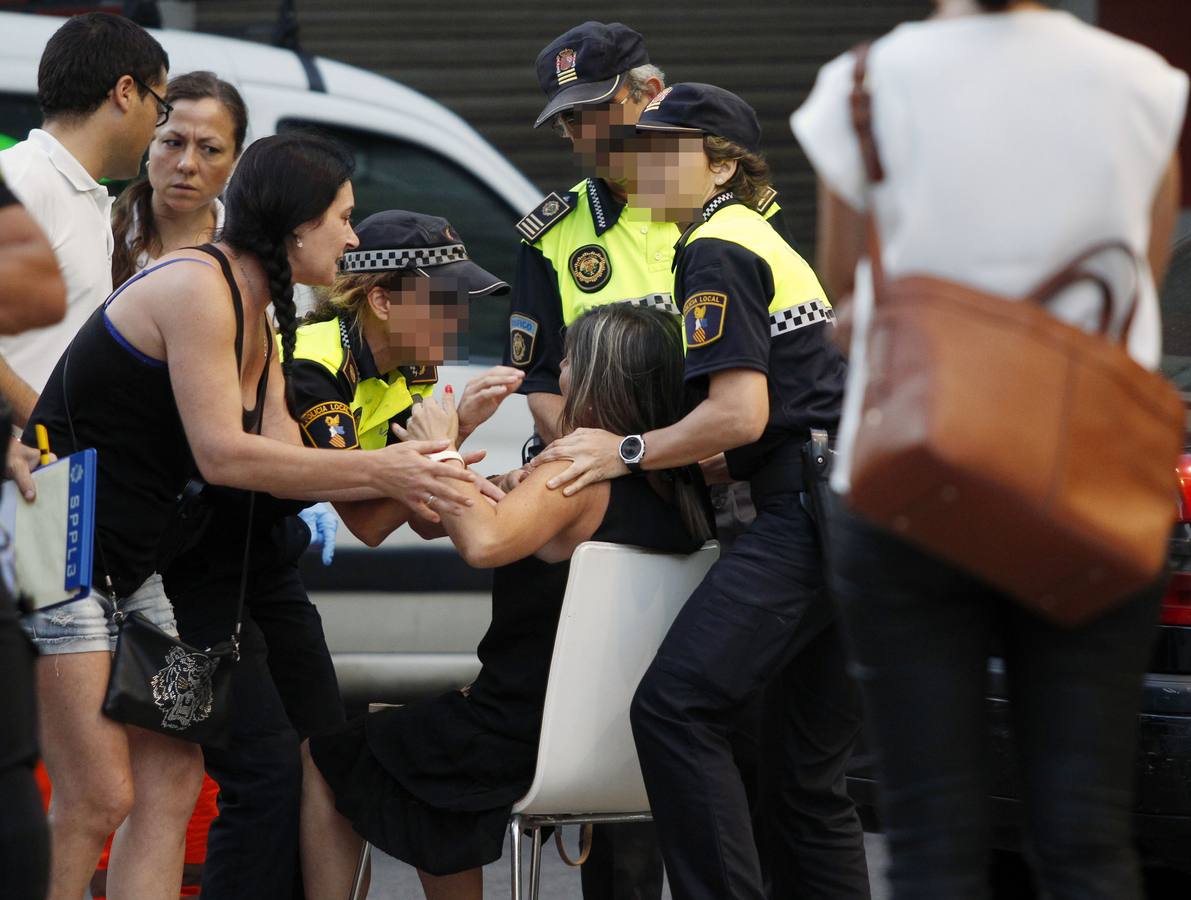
[{"left": 308, "top": 691, "right": 538, "bottom": 876}]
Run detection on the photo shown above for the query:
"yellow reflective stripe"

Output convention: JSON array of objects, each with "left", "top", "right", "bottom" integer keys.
[{"left": 686, "top": 205, "right": 829, "bottom": 316}]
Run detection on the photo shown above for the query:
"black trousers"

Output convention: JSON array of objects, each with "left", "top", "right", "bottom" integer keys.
[
  {"left": 0, "top": 601, "right": 48, "bottom": 900},
  {"left": 168, "top": 517, "right": 345, "bottom": 900},
  {"left": 829, "top": 506, "right": 1162, "bottom": 900},
  {"left": 630, "top": 488, "right": 869, "bottom": 900}
]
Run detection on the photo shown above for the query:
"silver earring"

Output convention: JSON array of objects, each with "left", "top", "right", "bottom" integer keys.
[{"left": 296, "top": 238, "right": 304, "bottom": 248}]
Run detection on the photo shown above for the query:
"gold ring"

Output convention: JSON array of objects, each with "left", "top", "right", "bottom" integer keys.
[{"left": 426, "top": 494, "right": 437, "bottom": 509}]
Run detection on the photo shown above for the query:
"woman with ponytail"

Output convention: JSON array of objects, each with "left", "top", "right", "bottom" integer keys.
[
  {"left": 110, "top": 71, "right": 248, "bottom": 288},
  {"left": 21, "top": 131, "right": 478, "bottom": 899}
]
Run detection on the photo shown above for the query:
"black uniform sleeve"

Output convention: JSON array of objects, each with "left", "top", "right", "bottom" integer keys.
[
  {"left": 289, "top": 359, "right": 359, "bottom": 450},
  {"left": 504, "top": 241, "right": 567, "bottom": 396},
  {"left": 679, "top": 238, "right": 774, "bottom": 382}
]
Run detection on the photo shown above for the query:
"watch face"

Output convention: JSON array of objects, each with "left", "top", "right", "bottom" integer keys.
[{"left": 620, "top": 435, "right": 644, "bottom": 463}]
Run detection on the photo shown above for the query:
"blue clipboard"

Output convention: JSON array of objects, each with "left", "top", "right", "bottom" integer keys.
[{"left": 1, "top": 448, "right": 98, "bottom": 610}]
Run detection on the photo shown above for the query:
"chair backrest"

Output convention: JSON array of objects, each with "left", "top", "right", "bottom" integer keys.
[{"left": 512, "top": 540, "right": 718, "bottom": 816}]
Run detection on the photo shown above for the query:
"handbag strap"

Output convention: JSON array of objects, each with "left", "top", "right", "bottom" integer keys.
[
  {"left": 846, "top": 43, "right": 1141, "bottom": 345},
  {"left": 848, "top": 43, "right": 889, "bottom": 302}
]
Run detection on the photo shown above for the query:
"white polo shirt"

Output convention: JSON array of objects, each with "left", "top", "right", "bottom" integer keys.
[{"left": 0, "top": 129, "right": 115, "bottom": 393}]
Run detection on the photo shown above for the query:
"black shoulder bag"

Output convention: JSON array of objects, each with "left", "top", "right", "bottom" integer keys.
[{"left": 60, "top": 339, "right": 260, "bottom": 749}]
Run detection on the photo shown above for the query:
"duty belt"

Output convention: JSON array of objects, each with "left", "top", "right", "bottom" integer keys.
[{"left": 769, "top": 298, "right": 834, "bottom": 338}]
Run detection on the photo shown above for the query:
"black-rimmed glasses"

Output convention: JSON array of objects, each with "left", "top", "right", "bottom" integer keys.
[{"left": 135, "top": 78, "right": 173, "bottom": 127}]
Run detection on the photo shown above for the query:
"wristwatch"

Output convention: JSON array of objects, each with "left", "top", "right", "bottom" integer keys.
[{"left": 618, "top": 434, "right": 646, "bottom": 473}]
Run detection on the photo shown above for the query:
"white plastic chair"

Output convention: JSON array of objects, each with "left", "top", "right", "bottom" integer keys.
[
  {"left": 508, "top": 540, "right": 719, "bottom": 900},
  {"left": 346, "top": 540, "right": 718, "bottom": 900}
]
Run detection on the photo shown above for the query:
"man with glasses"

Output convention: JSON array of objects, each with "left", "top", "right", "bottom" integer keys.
[{"left": 0, "top": 12, "right": 168, "bottom": 424}]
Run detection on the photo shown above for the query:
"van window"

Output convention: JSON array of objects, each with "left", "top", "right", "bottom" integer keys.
[
  {"left": 0, "top": 92, "right": 41, "bottom": 149},
  {"left": 278, "top": 119, "right": 517, "bottom": 364}
]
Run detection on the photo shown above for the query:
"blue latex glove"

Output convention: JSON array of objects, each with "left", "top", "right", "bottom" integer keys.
[{"left": 299, "top": 502, "right": 339, "bottom": 566}]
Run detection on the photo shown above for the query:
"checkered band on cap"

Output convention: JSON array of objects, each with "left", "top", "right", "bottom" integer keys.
[
  {"left": 339, "top": 243, "right": 469, "bottom": 273},
  {"left": 769, "top": 298, "right": 835, "bottom": 337},
  {"left": 620, "top": 293, "right": 680, "bottom": 316}
]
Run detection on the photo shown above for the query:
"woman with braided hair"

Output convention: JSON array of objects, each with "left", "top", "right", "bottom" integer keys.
[{"left": 22, "top": 130, "right": 479, "bottom": 899}]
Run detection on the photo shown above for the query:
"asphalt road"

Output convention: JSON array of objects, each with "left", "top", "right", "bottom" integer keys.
[{"left": 365, "top": 831, "right": 892, "bottom": 899}]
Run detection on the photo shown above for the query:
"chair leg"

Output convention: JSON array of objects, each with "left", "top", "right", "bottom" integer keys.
[
  {"left": 509, "top": 815, "right": 523, "bottom": 900},
  {"left": 348, "top": 840, "right": 371, "bottom": 900},
  {"left": 528, "top": 826, "right": 544, "bottom": 900}
]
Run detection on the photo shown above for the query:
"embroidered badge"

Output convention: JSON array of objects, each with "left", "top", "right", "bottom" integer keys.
[
  {"left": 324, "top": 414, "right": 347, "bottom": 448},
  {"left": 509, "top": 314, "right": 539, "bottom": 367},
  {"left": 343, "top": 350, "right": 359, "bottom": 388},
  {"left": 151, "top": 646, "right": 218, "bottom": 731},
  {"left": 300, "top": 401, "right": 358, "bottom": 449},
  {"left": 515, "top": 192, "right": 574, "bottom": 242},
  {"left": 570, "top": 244, "right": 612, "bottom": 293},
  {"left": 403, "top": 365, "right": 438, "bottom": 385},
  {"left": 643, "top": 86, "right": 674, "bottom": 113},
  {"left": 556, "top": 48, "right": 578, "bottom": 84},
  {"left": 755, "top": 185, "right": 778, "bottom": 214},
  {"left": 443, "top": 225, "right": 459, "bottom": 241},
  {"left": 683, "top": 292, "right": 728, "bottom": 348}
]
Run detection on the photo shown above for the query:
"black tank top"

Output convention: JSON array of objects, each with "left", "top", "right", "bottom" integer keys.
[{"left": 25, "top": 245, "right": 267, "bottom": 597}]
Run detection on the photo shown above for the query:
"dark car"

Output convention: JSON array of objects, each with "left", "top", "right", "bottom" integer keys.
[{"left": 847, "top": 236, "right": 1191, "bottom": 899}]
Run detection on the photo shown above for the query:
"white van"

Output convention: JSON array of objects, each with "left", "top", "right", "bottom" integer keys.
[
  {"left": 1, "top": 12, "right": 549, "bottom": 702},
  {"left": 0, "top": 11, "right": 538, "bottom": 484}
]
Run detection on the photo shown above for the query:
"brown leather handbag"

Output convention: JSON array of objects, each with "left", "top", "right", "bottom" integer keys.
[{"left": 845, "top": 45, "right": 1185, "bottom": 624}]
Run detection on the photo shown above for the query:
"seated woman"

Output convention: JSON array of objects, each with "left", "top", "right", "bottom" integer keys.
[{"left": 301, "top": 303, "right": 713, "bottom": 900}]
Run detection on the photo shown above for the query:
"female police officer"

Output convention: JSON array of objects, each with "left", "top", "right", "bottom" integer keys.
[
  {"left": 289, "top": 209, "right": 521, "bottom": 544},
  {"left": 532, "top": 84, "right": 870, "bottom": 900}
]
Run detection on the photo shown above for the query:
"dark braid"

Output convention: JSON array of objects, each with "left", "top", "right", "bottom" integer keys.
[
  {"left": 221, "top": 131, "right": 354, "bottom": 419},
  {"left": 265, "top": 240, "right": 299, "bottom": 417}
]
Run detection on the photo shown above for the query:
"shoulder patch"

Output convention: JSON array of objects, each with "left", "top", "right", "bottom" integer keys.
[
  {"left": 342, "top": 349, "right": 359, "bottom": 388},
  {"left": 299, "top": 401, "right": 358, "bottom": 450},
  {"left": 509, "top": 314, "right": 539, "bottom": 367},
  {"left": 683, "top": 292, "right": 728, "bottom": 349},
  {"left": 515, "top": 192, "right": 575, "bottom": 243},
  {"left": 755, "top": 186, "right": 778, "bottom": 215},
  {"left": 401, "top": 365, "right": 438, "bottom": 385}
]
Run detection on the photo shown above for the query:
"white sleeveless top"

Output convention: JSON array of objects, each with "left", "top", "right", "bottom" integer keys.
[{"left": 790, "top": 9, "right": 1188, "bottom": 491}]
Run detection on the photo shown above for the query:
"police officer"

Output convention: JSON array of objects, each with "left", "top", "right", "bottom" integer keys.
[
  {"left": 290, "top": 209, "right": 517, "bottom": 538},
  {"left": 533, "top": 84, "right": 870, "bottom": 900},
  {"left": 508, "top": 22, "right": 785, "bottom": 450},
  {"left": 510, "top": 22, "right": 740, "bottom": 898}
]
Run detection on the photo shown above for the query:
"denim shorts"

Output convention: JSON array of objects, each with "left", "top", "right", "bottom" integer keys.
[{"left": 21, "top": 573, "right": 178, "bottom": 655}]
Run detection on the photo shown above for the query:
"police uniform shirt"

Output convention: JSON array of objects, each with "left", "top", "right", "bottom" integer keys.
[
  {"left": 677, "top": 195, "right": 846, "bottom": 479},
  {"left": 506, "top": 177, "right": 792, "bottom": 396},
  {"left": 506, "top": 177, "right": 682, "bottom": 395},
  {"left": 289, "top": 316, "right": 438, "bottom": 451}
]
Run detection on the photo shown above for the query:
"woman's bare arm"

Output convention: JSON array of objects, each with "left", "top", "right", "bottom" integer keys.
[
  {"left": 0, "top": 201, "right": 66, "bottom": 334},
  {"left": 436, "top": 459, "right": 606, "bottom": 568},
  {"left": 1148, "top": 153, "right": 1181, "bottom": 287},
  {"left": 106, "top": 260, "right": 477, "bottom": 509},
  {"left": 815, "top": 179, "right": 866, "bottom": 307}
]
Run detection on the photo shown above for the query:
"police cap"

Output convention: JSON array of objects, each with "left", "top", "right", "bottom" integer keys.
[
  {"left": 635, "top": 82, "right": 762, "bottom": 155},
  {"left": 339, "top": 210, "right": 509, "bottom": 296},
  {"left": 533, "top": 21, "right": 649, "bottom": 128}
]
